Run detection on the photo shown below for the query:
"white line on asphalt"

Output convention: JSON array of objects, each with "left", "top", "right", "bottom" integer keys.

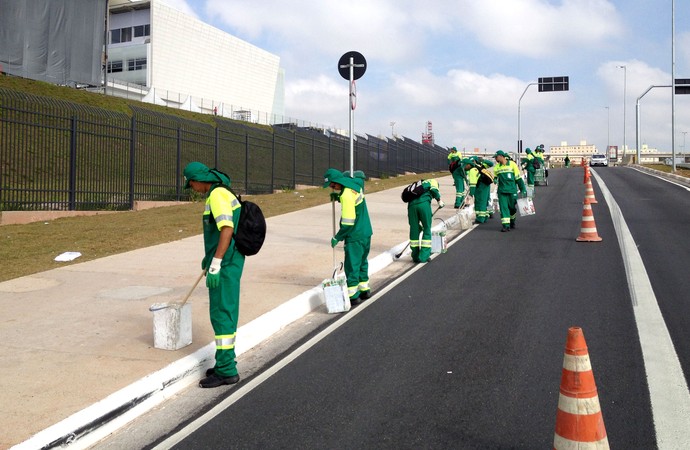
[
  {"left": 591, "top": 169, "right": 690, "bottom": 448},
  {"left": 153, "top": 225, "right": 477, "bottom": 449},
  {"left": 631, "top": 166, "right": 690, "bottom": 192}
]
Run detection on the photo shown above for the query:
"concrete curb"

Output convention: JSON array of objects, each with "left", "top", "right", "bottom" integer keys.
[{"left": 13, "top": 206, "right": 475, "bottom": 450}]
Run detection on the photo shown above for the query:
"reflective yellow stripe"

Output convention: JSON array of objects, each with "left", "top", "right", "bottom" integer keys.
[
  {"left": 410, "top": 239, "right": 420, "bottom": 248},
  {"left": 340, "top": 188, "right": 357, "bottom": 227},
  {"left": 420, "top": 239, "right": 432, "bottom": 248},
  {"left": 215, "top": 333, "right": 236, "bottom": 350}
]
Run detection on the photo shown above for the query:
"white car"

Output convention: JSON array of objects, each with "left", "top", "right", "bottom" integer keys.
[{"left": 590, "top": 154, "right": 608, "bottom": 167}]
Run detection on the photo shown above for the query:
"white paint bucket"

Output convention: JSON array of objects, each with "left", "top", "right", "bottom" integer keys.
[{"left": 151, "top": 303, "right": 193, "bottom": 350}]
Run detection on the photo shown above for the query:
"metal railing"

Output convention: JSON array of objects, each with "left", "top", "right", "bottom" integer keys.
[{"left": 0, "top": 88, "right": 448, "bottom": 211}]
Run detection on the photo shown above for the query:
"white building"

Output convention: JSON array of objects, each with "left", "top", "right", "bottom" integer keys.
[
  {"left": 549, "top": 141, "right": 598, "bottom": 166},
  {"left": 107, "top": 0, "right": 285, "bottom": 119}
]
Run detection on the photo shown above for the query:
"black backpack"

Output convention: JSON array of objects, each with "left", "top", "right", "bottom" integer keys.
[
  {"left": 231, "top": 191, "right": 266, "bottom": 256},
  {"left": 209, "top": 169, "right": 267, "bottom": 256},
  {"left": 401, "top": 180, "right": 426, "bottom": 202}
]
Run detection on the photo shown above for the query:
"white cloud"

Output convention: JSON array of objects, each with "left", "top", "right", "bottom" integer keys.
[
  {"left": 457, "top": 0, "right": 623, "bottom": 58},
  {"left": 153, "top": 0, "right": 689, "bottom": 151}
]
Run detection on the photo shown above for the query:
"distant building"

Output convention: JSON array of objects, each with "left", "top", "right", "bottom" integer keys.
[
  {"left": 0, "top": 0, "right": 285, "bottom": 122},
  {"left": 106, "top": 0, "right": 285, "bottom": 119},
  {"left": 613, "top": 144, "right": 659, "bottom": 163},
  {"left": 549, "top": 141, "right": 598, "bottom": 166},
  {"left": 0, "top": 0, "right": 106, "bottom": 86}
]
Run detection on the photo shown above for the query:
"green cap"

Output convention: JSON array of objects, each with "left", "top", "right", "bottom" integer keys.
[
  {"left": 493, "top": 150, "right": 508, "bottom": 159},
  {"left": 183, "top": 162, "right": 220, "bottom": 189},
  {"left": 323, "top": 168, "right": 343, "bottom": 188}
]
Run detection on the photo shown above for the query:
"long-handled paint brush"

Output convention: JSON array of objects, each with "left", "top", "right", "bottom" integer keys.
[{"left": 149, "top": 270, "right": 206, "bottom": 312}]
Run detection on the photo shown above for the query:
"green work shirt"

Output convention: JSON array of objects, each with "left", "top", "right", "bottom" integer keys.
[{"left": 494, "top": 160, "right": 526, "bottom": 195}]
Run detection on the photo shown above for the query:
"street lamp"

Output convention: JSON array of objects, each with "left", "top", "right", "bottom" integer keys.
[
  {"left": 617, "top": 65, "right": 627, "bottom": 161},
  {"left": 636, "top": 84, "right": 671, "bottom": 164},
  {"left": 389, "top": 121, "right": 396, "bottom": 138},
  {"left": 604, "top": 106, "right": 610, "bottom": 155}
]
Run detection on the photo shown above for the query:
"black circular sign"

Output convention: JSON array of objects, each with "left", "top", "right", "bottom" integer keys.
[{"left": 338, "top": 51, "right": 367, "bottom": 80}]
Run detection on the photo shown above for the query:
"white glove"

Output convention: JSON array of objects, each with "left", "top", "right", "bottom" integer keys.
[
  {"left": 438, "top": 200, "right": 445, "bottom": 208},
  {"left": 208, "top": 257, "right": 222, "bottom": 275}
]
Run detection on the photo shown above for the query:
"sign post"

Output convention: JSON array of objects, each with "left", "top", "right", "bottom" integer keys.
[{"left": 338, "top": 51, "right": 366, "bottom": 176}]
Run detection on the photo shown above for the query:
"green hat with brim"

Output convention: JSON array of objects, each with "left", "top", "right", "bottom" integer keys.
[
  {"left": 351, "top": 170, "right": 366, "bottom": 190},
  {"left": 183, "top": 162, "right": 226, "bottom": 189},
  {"left": 493, "top": 150, "right": 508, "bottom": 159},
  {"left": 332, "top": 173, "right": 362, "bottom": 192},
  {"left": 323, "top": 168, "right": 344, "bottom": 188}
]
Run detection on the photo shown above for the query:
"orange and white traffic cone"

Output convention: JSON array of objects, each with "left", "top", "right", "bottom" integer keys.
[
  {"left": 583, "top": 178, "right": 598, "bottom": 204},
  {"left": 576, "top": 202, "right": 602, "bottom": 242},
  {"left": 554, "top": 327, "right": 609, "bottom": 449}
]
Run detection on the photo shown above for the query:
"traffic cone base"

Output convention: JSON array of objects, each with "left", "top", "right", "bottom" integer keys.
[
  {"left": 576, "top": 203, "right": 602, "bottom": 242},
  {"left": 553, "top": 327, "right": 609, "bottom": 449}
]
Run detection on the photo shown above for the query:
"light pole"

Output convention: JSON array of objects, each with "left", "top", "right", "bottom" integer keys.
[
  {"left": 617, "top": 65, "right": 627, "bottom": 161},
  {"left": 389, "top": 121, "right": 396, "bottom": 138},
  {"left": 604, "top": 106, "right": 610, "bottom": 155},
  {"left": 636, "top": 85, "right": 671, "bottom": 164},
  {"left": 517, "top": 82, "right": 538, "bottom": 155},
  {"left": 683, "top": 131, "right": 687, "bottom": 154}
]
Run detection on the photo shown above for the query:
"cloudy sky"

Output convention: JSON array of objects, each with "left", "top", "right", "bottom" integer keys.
[{"left": 162, "top": 0, "right": 689, "bottom": 154}]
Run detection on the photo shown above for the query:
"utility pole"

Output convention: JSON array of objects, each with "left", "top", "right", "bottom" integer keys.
[{"left": 617, "top": 65, "right": 627, "bottom": 161}]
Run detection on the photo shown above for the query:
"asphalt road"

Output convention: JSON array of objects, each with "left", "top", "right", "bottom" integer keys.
[{"left": 106, "top": 166, "right": 690, "bottom": 449}]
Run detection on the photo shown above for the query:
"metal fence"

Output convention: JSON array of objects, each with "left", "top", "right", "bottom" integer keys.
[{"left": 0, "top": 88, "right": 448, "bottom": 211}]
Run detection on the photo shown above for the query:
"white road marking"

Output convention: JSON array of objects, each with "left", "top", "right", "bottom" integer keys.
[
  {"left": 591, "top": 169, "right": 690, "bottom": 448},
  {"left": 152, "top": 228, "right": 477, "bottom": 449},
  {"left": 631, "top": 166, "right": 690, "bottom": 192}
]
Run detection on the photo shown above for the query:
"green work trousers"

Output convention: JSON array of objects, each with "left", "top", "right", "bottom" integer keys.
[
  {"left": 474, "top": 182, "right": 492, "bottom": 223},
  {"left": 525, "top": 169, "right": 535, "bottom": 187},
  {"left": 408, "top": 201, "right": 433, "bottom": 262},
  {"left": 452, "top": 171, "right": 466, "bottom": 208},
  {"left": 497, "top": 192, "right": 518, "bottom": 229},
  {"left": 208, "top": 248, "right": 245, "bottom": 377},
  {"left": 344, "top": 238, "right": 370, "bottom": 300}
]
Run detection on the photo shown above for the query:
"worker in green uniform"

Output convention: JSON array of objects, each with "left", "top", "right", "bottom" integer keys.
[
  {"left": 448, "top": 151, "right": 469, "bottom": 208},
  {"left": 324, "top": 168, "right": 373, "bottom": 304},
  {"left": 183, "top": 162, "right": 244, "bottom": 388},
  {"left": 534, "top": 145, "right": 546, "bottom": 166},
  {"left": 470, "top": 156, "right": 495, "bottom": 224},
  {"left": 467, "top": 159, "right": 479, "bottom": 198},
  {"left": 447, "top": 146, "right": 461, "bottom": 162},
  {"left": 521, "top": 148, "right": 536, "bottom": 196},
  {"left": 493, "top": 150, "right": 527, "bottom": 232},
  {"left": 564, "top": 154, "right": 571, "bottom": 168},
  {"left": 407, "top": 179, "right": 444, "bottom": 262}
]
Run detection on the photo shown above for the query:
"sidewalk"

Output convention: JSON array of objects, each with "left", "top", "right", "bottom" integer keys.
[{"left": 0, "top": 176, "right": 472, "bottom": 449}]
